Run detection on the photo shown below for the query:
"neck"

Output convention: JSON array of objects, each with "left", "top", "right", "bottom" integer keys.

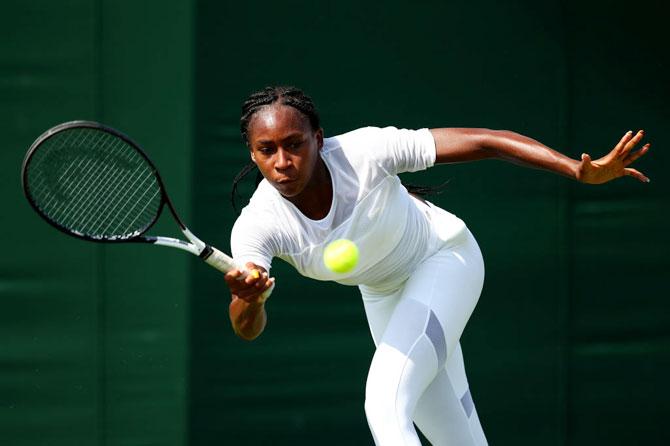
[{"left": 287, "top": 158, "right": 332, "bottom": 220}]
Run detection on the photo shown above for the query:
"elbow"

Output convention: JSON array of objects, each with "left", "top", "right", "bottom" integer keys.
[
  {"left": 462, "top": 128, "right": 509, "bottom": 160},
  {"left": 232, "top": 323, "right": 264, "bottom": 341},
  {"left": 231, "top": 318, "right": 266, "bottom": 341}
]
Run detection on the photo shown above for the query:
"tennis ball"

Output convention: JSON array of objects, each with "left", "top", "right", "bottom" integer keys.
[{"left": 323, "top": 239, "right": 359, "bottom": 273}]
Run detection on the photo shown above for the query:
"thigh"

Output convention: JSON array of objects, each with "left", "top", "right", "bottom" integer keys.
[
  {"left": 398, "top": 229, "right": 485, "bottom": 364},
  {"left": 362, "top": 229, "right": 484, "bottom": 357},
  {"left": 362, "top": 289, "right": 403, "bottom": 347},
  {"left": 363, "top": 294, "right": 440, "bottom": 446}
]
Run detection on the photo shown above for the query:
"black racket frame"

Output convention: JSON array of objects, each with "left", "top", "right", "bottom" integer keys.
[{"left": 21, "top": 120, "right": 188, "bottom": 244}]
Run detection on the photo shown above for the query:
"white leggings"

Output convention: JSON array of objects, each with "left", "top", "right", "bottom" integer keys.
[{"left": 360, "top": 229, "right": 487, "bottom": 445}]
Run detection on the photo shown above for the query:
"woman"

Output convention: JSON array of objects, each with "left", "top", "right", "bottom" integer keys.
[{"left": 223, "top": 86, "right": 650, "bottom": 445}]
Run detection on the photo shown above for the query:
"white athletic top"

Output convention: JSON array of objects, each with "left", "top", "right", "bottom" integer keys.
[{"left": 231, "top": 126, "right": 467, "bottom": 293}]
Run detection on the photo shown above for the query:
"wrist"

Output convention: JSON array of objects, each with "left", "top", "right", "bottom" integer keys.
[{"left": 567, "top": 157, "right": 582, "bottom": 181}]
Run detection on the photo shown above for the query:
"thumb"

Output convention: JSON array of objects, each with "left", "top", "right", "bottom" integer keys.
[
  {"left": 581, "top": 153, "right": 592, "bottom": 163},
  {"left": 244, "top": 262, "right": 262, "bottom": 279}
]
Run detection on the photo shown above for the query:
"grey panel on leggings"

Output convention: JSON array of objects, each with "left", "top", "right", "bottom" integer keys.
[
  {"left": 426, "top": 311, "right": 447, "bottom": 365},
  {"left": 460, "top": 389, "right": 474, "bottom": 418}
]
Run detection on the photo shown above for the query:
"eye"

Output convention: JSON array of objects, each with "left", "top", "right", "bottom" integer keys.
[{"left": 288, "top": 140, "right": 303, "bottom": 150}]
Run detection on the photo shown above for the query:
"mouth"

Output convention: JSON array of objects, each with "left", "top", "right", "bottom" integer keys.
[{"left": 276, "top": 178, "right": 296, "bottom": 184}]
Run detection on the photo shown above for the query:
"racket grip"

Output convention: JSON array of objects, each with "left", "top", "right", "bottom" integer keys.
[
  {"left": 202, "top": 245, "right": 241, "bottom": 273},
  {"left": 202, "top": 245, "right": 274, "bottom": 301}
]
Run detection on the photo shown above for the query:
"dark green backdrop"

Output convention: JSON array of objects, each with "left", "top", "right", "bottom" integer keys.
[
  {"left": 2, "top": 1, "right": 192, "bottom": 444},
  {"left": 2, "top": 0, "right": 668, "bottom": 445}
]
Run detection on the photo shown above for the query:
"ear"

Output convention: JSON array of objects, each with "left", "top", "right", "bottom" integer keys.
[
  {"left": 316, "top": 128, "right": 324, "bottom": 150},
  {"left": 250, "top": 150, "right": 256, "bottom": 163}
]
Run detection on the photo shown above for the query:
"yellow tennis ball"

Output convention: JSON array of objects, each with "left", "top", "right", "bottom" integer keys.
[{"left": 323, "top": 239, "right": 359, "bottom": 273}]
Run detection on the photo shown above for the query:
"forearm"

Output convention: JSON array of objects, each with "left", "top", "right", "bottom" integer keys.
[
  {"left": 481, "top": 130, "right": 579, "bottom": 179},
  {"left": 431, "top": 128, "right": 580, "bottom": 180},
  {"left": 229, "top": 297, "right": 267, "bottom": 341}
]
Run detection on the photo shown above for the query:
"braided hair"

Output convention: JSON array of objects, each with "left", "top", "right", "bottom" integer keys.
[{"left": 232, "top": 86, "right": 321, "bottom": 214}]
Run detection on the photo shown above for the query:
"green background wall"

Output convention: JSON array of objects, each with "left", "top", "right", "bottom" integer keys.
[
  {"left": 2, "top": 0, "right": 668, "bottom": 445},
  {"left": 191, "top": 0, "right": 668, "bottom": 445},
  {"left": 2, "top": 1, "right": 192, "bottom": 445}
]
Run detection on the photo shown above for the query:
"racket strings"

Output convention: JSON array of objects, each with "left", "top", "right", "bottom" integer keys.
[
  {"left": 30, "top": 130, "right": 121, "bottom": 219},
  {"left": 25, "top": 127, "right": 163, "bottom": 239},
  {"left": 39, "top": 131, "right": 124, "bottom": 221},
  {"left": 29, "top": 129, "right": 90, "bottom": 206}
]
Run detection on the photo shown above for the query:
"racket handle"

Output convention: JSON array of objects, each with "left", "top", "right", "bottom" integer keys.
[
  {"left": 201, "top": 245, "right": 239, "bottom": 273},
  {"left": 201, "top": 245, "right": 274, "bottom": 301}
]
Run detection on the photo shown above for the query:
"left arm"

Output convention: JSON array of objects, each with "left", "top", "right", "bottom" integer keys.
[{"left": 430, "top": 128, "right": 651, "bottom": 184}]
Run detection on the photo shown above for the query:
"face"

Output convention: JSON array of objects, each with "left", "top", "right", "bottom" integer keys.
[{"left": 247, "top": 104, "right": 324, "bottom": 198}]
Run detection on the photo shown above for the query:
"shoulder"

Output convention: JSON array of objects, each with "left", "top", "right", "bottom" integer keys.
[
  {"left": 326, "top": 126, "right": 395, "bottom": 149},
  {"left": 324, "top": 126, "right": 435, "bottom": 174},
  {"left": 234, "top": 180, "right": 282, "bottom": 225},
  {"left": 322, "top": 126, "right": 399, "bottom": 162},
  {"left": 326, "top": 126, "right": 433, "bottom": 152},
  {"left": 231, "top": 182, "right": 287, "bottom": 258}
]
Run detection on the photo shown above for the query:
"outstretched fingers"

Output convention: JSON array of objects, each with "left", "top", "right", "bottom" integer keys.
[
  {"left": 624, "top": 143, "right": 651, "bottom": 166},
  {"left": 623, "top": 167, "right": 650, "bottom": 183},
  {"left": 618, "top": 129, "right": 645, "bottom": 155},
  {"left": 616, "top": 130, "right": 651, "bottom": 183},
  {"left": 615, "top": 130, "right": 634, "bottom": 154}
]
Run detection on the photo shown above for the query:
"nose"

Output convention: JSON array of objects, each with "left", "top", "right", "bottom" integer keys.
[{"left": 275, "top": 148, "right": 292, "bottom": 170}]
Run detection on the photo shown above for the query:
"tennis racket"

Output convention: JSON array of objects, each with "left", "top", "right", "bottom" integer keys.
[{"left": 21, "top": 120, "right": 273, "bottom": 299}]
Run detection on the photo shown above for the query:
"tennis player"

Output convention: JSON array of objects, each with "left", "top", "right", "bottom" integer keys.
[{"left": 223, "top": 86, "right": 650, "bottom": 445}]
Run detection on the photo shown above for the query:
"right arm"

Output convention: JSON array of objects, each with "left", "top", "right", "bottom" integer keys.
[{"left": 224, "top": 263, "right": 274, "bottom": 341}]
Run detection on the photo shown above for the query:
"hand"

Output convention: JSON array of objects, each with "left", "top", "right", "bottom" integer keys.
[
  {"left": 576, "top": 130, "right": 651, "bottom": 184},
  {"left": 224, "top": 262, "right": 275, "bottom": 305}
]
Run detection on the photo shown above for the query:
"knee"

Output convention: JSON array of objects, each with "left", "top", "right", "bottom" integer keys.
[
  {"left": 364, "top": 388, "right": 413, "bottom": 434},
  {"left": 365, "top": 395, "right": 392, "bottom": 437},
  {"left": 365, "top": 380, "right": 392, "bottom": 425},
  {"left": 364, "top": 395, "right": 418, "bottom": 445},
  {"left": 364, "top": 392, "right": 387, "bottom": 424}
]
